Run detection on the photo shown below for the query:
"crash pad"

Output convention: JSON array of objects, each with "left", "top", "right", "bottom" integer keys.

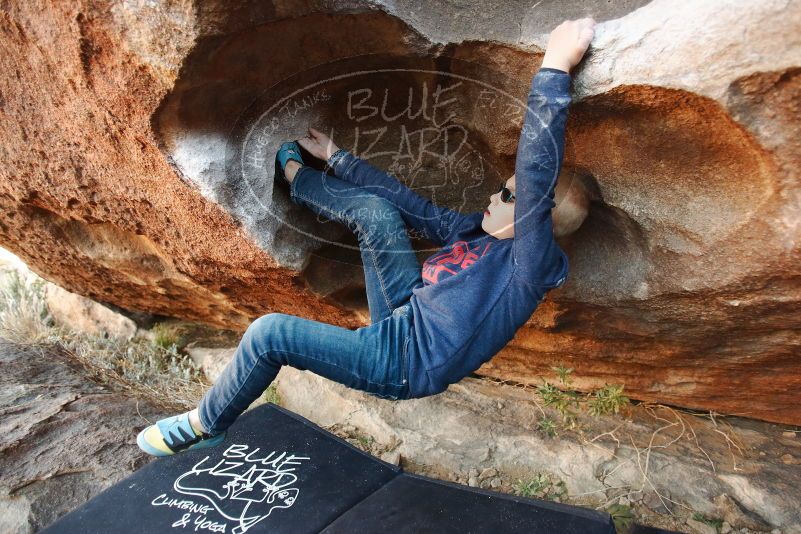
[{"left": 42, "top": 403, "right": 656, "bottom": 533}]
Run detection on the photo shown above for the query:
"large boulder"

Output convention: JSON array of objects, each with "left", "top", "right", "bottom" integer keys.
[{"left": 0, "top": 0, "right": 799, "bottom": 424}]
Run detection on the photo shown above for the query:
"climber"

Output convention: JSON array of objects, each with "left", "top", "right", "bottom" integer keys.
[{"left": 136, "top": 17, "right": 596, "bottom": 456}]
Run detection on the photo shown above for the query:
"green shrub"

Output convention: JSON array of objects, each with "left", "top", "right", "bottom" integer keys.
[
  {"left": 537, "top": 416, "right": 558, "bottom": 438},
  {"left": 513, "top": 472, "right": 567, "bottom": 501},
  {"left": 537, "top": 381, "right": 580, "bottom": 426},
  {"left": 535, "top": 363, "right": 630, "bottom": 432},
  {"left": 607, "top": 503, "right": 635, "bottom": 533},
  {"left": 552, "top": 365, "right": 574, "bottom": 386},
  {"left": 588, "top": 384, "right": 630, "bottom": 416},
  {"left": 151, "top": 322, "right": 188, "bottom": 350},
  {"left": 513, "top": 473, "right": 550, "bottom": 497},
  {"left": 692, "top": 512, "right": 723, "bottom": 532},
  {"left": 263, "top": 383, "right": 282, "bottom": 405}
]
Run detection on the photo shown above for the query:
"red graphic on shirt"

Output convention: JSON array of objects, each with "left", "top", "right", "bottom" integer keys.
[{"left": 422, "top": 240, "right": 492, "bottom": 284}]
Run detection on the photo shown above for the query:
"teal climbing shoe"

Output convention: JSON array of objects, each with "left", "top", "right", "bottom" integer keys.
[
  {"left": 274, "top": 141, "right": 305, "bottom": 186},
  {"left": 136, "top": 412, "right": 226, "bottom": 457}
]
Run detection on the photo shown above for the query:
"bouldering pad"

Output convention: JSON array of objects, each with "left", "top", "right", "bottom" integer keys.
[
  {"left": 321, "top": 471, "right": 616, "bottom": 533},
  {"left": 42, "top": 404, "right": 400, "bottom": 534},
  {"left": 43, "top": 403, "right": 675, "bottom": 533}
]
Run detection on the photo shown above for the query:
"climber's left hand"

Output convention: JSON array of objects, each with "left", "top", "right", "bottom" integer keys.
[{"left": 298, "top": 127, "right": 340, "bottom": 161}]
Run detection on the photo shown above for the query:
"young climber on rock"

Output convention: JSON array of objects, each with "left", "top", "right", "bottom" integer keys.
[{"left": 137, "top": 17, "right": 596, "bottom": 456}]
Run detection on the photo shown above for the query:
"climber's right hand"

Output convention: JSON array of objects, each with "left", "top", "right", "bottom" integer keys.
[{"left": 540, "top": 17, "right": 596, "bottom": 73}]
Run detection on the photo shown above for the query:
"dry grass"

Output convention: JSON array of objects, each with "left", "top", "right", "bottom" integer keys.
[
  {"left": 0, "top": 267, "right": 52, "bottom": 344},
  {"left": 0, "top": 266, "right": 207, "bottom": 410}
]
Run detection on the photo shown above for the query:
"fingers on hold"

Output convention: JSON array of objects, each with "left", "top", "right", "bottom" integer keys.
[{"left": 568, "top": 17, "right": 595, "bottom": 30}]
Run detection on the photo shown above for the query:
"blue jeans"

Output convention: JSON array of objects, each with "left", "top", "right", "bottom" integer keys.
[{"left": 198, "top": 166, "right": 423, "bottom": 435}]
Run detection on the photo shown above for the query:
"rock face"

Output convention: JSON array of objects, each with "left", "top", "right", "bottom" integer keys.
[
  {"left": 1, "top": 1, "right": 800, "bottom": 424},
  {"left": 0, "top": 340, "right": 173, "bottom": 533}
]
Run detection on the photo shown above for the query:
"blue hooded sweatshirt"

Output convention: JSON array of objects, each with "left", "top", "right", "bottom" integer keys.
[{"left": 329, "top": 67, "right": 571, "bottom": 398}]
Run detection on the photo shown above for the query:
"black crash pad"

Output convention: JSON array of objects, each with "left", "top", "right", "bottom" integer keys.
[
  {"left": 43, "top": 403, "right": 623, "bottom": 534},
  {"left": 321, "top": 472, "right": 615, "bottom": 533}
]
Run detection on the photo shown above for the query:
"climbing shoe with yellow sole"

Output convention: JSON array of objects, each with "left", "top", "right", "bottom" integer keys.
[{"left": 136, "top": 412, "right": 226, "bottom": 457}]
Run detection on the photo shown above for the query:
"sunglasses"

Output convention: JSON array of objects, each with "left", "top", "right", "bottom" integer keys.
[{"left": 497, "top": 182, "right": 515, "bottom": 203}]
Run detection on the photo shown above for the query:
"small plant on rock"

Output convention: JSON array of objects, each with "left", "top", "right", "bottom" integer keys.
[
  {"left": 607, "top": 503, "right": 635, "bottom": 533},
  {"left": 151, "top": 322, "right": 187, "bottom": 350},
  {"left": 262, "top": 383, "right": 282, "bottom": 405},
  {"left": 691, "top": 512, "right": 723, "bottom": 532},
  {"left": 513, "top": 472, "right": 568, "bottom": 502},
  {"left": 552, "top": 364, "right": 574, "bottom": 386},
  {"left": 355, "top": 433, "right": 374, "bottom": 450},
  {"left": 588, "top": 384, "right": 630, "bottom": 416},
  {"left": 533, "top": 363, "right": 631, "bottom": 435},
  {"left": 537, "top": 381, "right": 580, "bottom": 426},
  {"left": 513, "top": 473, "right": 550, "bottom": 498},
  {"left": 537, "top": 416, "right": 558, "bottom": 438}
]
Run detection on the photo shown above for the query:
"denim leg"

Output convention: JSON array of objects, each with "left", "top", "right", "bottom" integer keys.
[
  {"left": 290, "top": 167, "right": 422, "bottom": 324},
  {"left": 197, "top": 308, "right": 412, "bottom": 435}
]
